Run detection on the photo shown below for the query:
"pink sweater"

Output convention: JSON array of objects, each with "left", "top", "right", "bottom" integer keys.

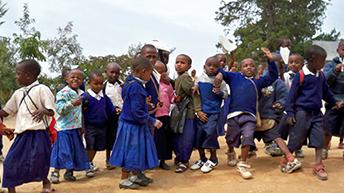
[{"left": 156, "top": 81, "right": 174, "bottom": 117}]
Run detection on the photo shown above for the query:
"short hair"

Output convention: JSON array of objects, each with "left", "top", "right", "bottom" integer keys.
[
  {"left": 132, "top": 56, "right": 153, "bottom": 72},
  {"left": 304, "top": 45, "right": 327, "bottom": 61},
  {"left": 89, "top": 70, "right": 103, "bottom": 81},
  {"left": 239, "top": 58, "right": 255, "bottom": 67},
  {"left": 18, "top": 59, "right": 41, "bottom": 78},
  {"left": 277, "top": 37, "right": 292, "bottom": 48},
  {"left": 206, "top": 56, "right": 218, "bottom": 64},
  {"left": 177, "top": 54, "right": 192, "bottom": 65},
  {"left": 290, "top": 53, "right": 304, "bottom": 62},
  {"left": 69, "top": 68, "right": 84, "bottom": 78},
  {"left": 141, "top": 44, "right": 157, "bottom": 53}
]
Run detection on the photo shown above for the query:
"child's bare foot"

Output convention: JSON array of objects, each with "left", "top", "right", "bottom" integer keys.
[{"left": 42, "top": 178, "right": 55, "bottom": 193}]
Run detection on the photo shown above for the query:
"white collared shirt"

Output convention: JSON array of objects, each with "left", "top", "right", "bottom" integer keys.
[
  {"left": 105, "top": 81, "right": 123, "bottom": 109},
  {"left": 303, "top": 65, "right": 320, "bottom": 77},
  {"left": 87, "top": 89, "right": 103, "bottom": 101},
  {"left": 3, "top": 81, "right": 55, "bottom": 134}
]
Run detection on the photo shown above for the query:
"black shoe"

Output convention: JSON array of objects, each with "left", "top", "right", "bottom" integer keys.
[
  {"left": 64, "top": 171, "right": 76, "bottom": 181},
  {"left": 159, "top": 161, "right": 171, "bottom": 170},
  {"left": 137, "top": 172, "right": 153, "bottom": 184}
]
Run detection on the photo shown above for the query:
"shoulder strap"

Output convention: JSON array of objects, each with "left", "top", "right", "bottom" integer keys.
[
  {"left": 102, "top": 81, "right": 108, "bottom": 94},
  {"left": 19, "top": 84, "right": 40, "bottom": 107},
  {"left": 299, "top": 70, "right": 305, "bottom": 85}
]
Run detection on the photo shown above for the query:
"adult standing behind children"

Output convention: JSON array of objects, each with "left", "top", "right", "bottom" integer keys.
[
  {"left": 0, "top": 59, "right": 55, "bottom": 193},
  {"left": 104, "top": 62, "right": 123, "bottom": 169},
  {"left": 214, "top": 48, "right": 279, "bottom": 179},
  {"left": 323, "top": 39, "right": 344, "bottom": 156},
  {"left": 285, "top": 45, "right": 344, "bottom": 181}
]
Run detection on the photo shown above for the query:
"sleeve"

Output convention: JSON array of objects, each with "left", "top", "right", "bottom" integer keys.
[
  {"left": 321, "top": 72, "right": 337, "bottom": 107},
  {"left": 55, "top": 91, "right": 73, "bottom": 115},
  {"left": 220, "top": 81, "right": 228, "bottom": 99},
  {"left": 40, "top": 86, "right": 56, "bottom": 113},
  {"left": 181, "top": 75, "right": 194, "bottom": 96},
  {"left": 323, "top": 61, "right": 337, "bottom": 86},
  {"left": 168, "top": 84, "right": 175, "bottom": 103},
  {"left": 2, "top": 90, "right": 20, "bottom": 116},
  {"left": 285, "top": 73, "right": 301, "bottom": 118},
  {"left": 256, "top": 60, "right": 278, "bottom": 89},
  {"left": 274, "top": 80, "right": 289, "bottom": 106},
  {"left": 129, "top": 85, "right": 156, "bottom": 126},
  {"left": 218, "top": 68, "right": 236, "bottom": 85}
]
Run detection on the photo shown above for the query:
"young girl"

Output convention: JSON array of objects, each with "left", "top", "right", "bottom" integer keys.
[
  {"left": 0, "top": 59, "right": 55, "bottom": 193},
  {"left": 109, "top": 56, "right": 162, "bottom": 189},
  {"left": 50, "top": 68, "right": 90, "bottom": 183}
]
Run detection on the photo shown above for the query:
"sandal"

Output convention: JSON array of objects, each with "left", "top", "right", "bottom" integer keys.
[
  {"left": 175, "top": 163, "right": 188, "bottom": 173},
  {"left": 119, "top": 179, "right": 140, "bottom": 189},
  {"left": 50, "top": 171, "right": 60, "bottom": 184}
]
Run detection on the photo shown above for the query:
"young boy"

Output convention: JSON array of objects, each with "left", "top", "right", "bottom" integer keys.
[
  {"left": 0, "top": 59, "right": 55, "bottom": 193},
  {"left": 104, "top": 62, "right": 123, "bottom": 169},
  {"left": 286, "top": 45, "right": 344, "bottom": 181},
  {"left": 191, "top": 56, "right": 228, "bottom": 173},
  {"left": 214, "top": 48, "right": 278, "bottom": 179},
  {"left": 323, "top": 39, "right": 344, "bottom": 156},
  {"left": 172, "top": 54, "right": 195, "bottom": 173},
  {"left": 82, "top": 71, "right": 115, "bottom": 175}
]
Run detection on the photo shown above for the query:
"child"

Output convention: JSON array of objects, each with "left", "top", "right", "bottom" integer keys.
[
  {"left": 214, "top": 48, "right": 278, "bottom": 179},
  {"left": 104, "top": 62, "right": 123, "bottom": 169},
  {"left": 0, "top": 59, "right": 55, "bottom": 193},
  {"left": 323, "top": 39, "right": 344, "bottom": 156},
  {"left": 254, "top": 71, "right": 301, "bottom": 173},
  {"left": 82, "top": 71, "right": 115, "bottom": 174},
  {"left": 50, "top": 68, "right": 90, "bottom": 183},
  {"left": 154, "top": 61, "right": 174, "bottom": 170},
  {"left": 109, "top": 56, "right": 162, "bottom": 189},
  {"left": 191, "top": 56, "right": 228, "bottom": 173},
  {"left": 285, "top": 45, "right": 344, "bottom": 181},
  {"left": 171, "top": 54, "right": 195, "bottom": 173}
]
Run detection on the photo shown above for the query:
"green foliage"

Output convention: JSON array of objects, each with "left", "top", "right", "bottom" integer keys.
[
  {"left": 313, "top": 29, "right": 341, "bottom": 41},
  {"left": 0, "top": 0, "right": 7, "bottom": 26},
  {"left": 12, "top": 3, "right": 47, "bottom": 61},
  {"left": 215, "top": 0, "right": 336, "bottom": 61},
  {"left": 47, "top": 22, "right": 84, "bottom": 72},
  {"left": 0, "top": 38, "right": 16, "bottom": 105}
]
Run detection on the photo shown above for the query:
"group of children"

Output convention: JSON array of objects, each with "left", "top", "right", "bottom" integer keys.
[{"left": 0, "top": 39, "right": 343, "bottom": 192}]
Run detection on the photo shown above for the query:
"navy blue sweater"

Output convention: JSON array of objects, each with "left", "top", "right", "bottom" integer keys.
[
  {"left": 285, "top": 69, "right": 336, "bottom": 117},
  {"left": 82, "top": 93, "right": 115, "bottom": 126},
  {"left": 323, "top": 57, "right": 344, "bottom": 101},
  {"left": 120, "top": 75, "right": 155, "bottom": 126},
  {"left": 259, "top": 79, "right": 288, "bottom": 120},
  {"left": 219, "top": 60, "right": 278, "bottom": 116}
]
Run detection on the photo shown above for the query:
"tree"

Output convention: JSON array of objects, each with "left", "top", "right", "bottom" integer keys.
[
  {"left": 215, "top": 0, "right": 337, "bottom": 61},
  {"left": 12, "top": 3, "right": 47, "bottom": 61},
  {"left": 0, "top": 37, "right": 16, "bottom": 104},
  {"left": 0, "top": 0, "right": 7, "bottom": 26},
  {"left": 47, "top": 22, "right": 84, "bottom": 73}
]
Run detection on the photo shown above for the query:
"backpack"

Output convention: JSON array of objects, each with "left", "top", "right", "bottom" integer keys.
[{"left": 298, "top": 69, "right": 323, "bottom": 85}]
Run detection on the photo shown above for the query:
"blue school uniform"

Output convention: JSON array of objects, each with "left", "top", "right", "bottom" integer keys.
[
  {"left": 82, "top": 89, "right": 115, "bottom": 151},
  {"left": 286, "top": 65, "right": 336, "bottom": 151},
  {"left": 50, "top": 86, "right": 89, "bottom": 171},
  {"left": 194, "top": 73, "right": 228, "bottom": 149},
  {"left": 109, "top": 75, "right": 158, "bottom": 172},
  {"left": 220, "top": 60, "right": 278, "bottom": 147}
]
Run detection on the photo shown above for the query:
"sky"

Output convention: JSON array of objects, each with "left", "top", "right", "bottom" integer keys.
[{"left": 1, "top": 0, "right": 344, "bottom": 78}]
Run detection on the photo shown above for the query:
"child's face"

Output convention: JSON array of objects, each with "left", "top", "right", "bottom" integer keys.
[
  {"left": 204, "top": 59, "right": 219, "bottom": 76},
  {"left": 217, "top": 54, "right": 226, "bottom": 68},
  {"left": 240, "top": 59, "right": 256, "bottom": 77},
  {"left": 308, "top": 55, "right": 326, "bottom": 71},
  {"left": 89, "top": 75, "right": 104, "bottom": 94},
  {"left": 154, "top": 62, "right": 166, "bottom": 74},
  {"left": 288, "top": 55, "right": 303, "bottom": 73},
  {"left": 106, "top": 65, "right": 120, "bottom": 84},
  {"left": 142, "top": 48, "right": 158, "bottom": 66},
  {"left": 337, "top": 43, "right": 344, "bottom": 58},
  {"left": 175, "top": 56, "right": 191, "bottom": 75},
  {"left": 15, "top": 64, "right": 31, "bottom": 86},
  {"left": 67, "top": 70, "right": 83, "bottom": 90}
]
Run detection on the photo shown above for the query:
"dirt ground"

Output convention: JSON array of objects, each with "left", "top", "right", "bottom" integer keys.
[{"left": 2, "top": 117, "right": 344, "bottom": 193}]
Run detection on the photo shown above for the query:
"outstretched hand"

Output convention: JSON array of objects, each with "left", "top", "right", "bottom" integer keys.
[
  {"left": 197, "top": 111, "right": 208, "bottom": 122},
  {"left": 214, "top": 73, "right": 223, "bottom": 88},
  {"left": 154, "top": 119, "right": 163, "bottom": 129},
  {"left": 261, "top": 47, "right": 273, "bottom": 61}
]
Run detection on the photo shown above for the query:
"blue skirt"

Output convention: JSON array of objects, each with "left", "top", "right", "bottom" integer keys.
[
  {"left": 109, "top": 120, "right": 158, "bottom": 172},
  {"left": 50, "top": 129, "right": 89, "bottom": 171},
  {"left": 3, "top": 130, "right": 51, "bottom": 188}
]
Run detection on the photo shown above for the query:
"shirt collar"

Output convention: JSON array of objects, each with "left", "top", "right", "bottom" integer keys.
[
  {"left": 87, "top": 89, "right": 103, "bottom": 100},
  {"left": 302, "top": 65, "right": 320, "bottom": 77},
  {"left": 24, "top": 80, "right": 39, "bottom": 90}
]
